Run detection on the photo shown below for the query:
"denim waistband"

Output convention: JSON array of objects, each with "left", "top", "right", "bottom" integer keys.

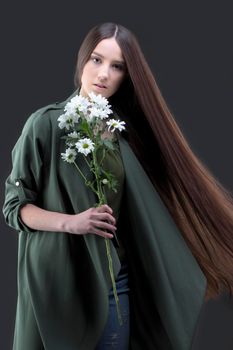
[{"left": 109, "top": 260, "right": 130, "bottom": 295}]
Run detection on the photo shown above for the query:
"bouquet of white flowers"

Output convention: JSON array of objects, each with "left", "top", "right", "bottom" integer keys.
[{"left": 58, "top": 91, "right": 126, "bottom": 325}]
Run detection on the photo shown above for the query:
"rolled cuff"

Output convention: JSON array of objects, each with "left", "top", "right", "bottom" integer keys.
[{"left": 3, "top": 177, "right": 39, "bottom": 233}]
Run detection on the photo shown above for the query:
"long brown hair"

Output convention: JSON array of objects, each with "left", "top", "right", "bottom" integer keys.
[{"left": 74, "top": 22, "right": 233, "bottom": 300}]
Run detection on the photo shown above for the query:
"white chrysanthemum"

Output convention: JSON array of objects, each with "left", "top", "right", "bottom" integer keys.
[
  {"left": 66, "top": 131, "right": 80, "bottom": 147},
  {"left": 88, "top": 91, "right": 110, "bottom": 108},
  {"left": 58, "top": 113, "right": 80, "bottom": 130},
  {"left": 106, "top": 119, "right": 126, "bottom": 132},
  {"left": 61, "top": 148, "right": 77, "bottom": 163},
  {"left": 102, "top": 105, "right": 113, "bottom": 115},
  {"left": 88, "top": 106, "right": 112, "bottom": 121},
  {"left": 75, "top": 138, "right": 95, "bottom": 156},
  {"left": 64, "top": 95, "right": 90, "bottom": 115},
  {"left": 68, "top": 131, "right": 79, "bottom": 138}
]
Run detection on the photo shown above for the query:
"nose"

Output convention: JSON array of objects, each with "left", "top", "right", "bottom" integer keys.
[{"left": 97, "top": 65, "right": 109, "bottom": 81}]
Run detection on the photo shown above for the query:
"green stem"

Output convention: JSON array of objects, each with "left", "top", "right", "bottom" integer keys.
[
  {"left": 73, "top": 161, "right": 98, "bottom": 195},
  {"left": 92, "top": 149, "right": 123, "bottom": 326},
  {"left": 83, "top": 154, "right": 93, "bottom": 170},
  {"left": 105, "top": 237, "right": 123, "bottom": 326},
  {"left": 99, "top": 148, "right": 108, "bottom": 165},
  {"left": 92, "top": 149, "right": 105, "bottom": 204}
]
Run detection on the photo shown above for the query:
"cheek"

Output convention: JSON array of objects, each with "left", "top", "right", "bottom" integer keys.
[
  {"left": 114, "top": 74, "right": 125, "bottom": 89},
  {"left": 80, "top": 71, "right": 85, "bottom": 85},
  {"left": 81, "top": 65, "right": 92, "bottom": 83}
]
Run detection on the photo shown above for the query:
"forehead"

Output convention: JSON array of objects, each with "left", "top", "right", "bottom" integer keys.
[{"left": 92, "top": 38, "right": 125, "bottom": 63}]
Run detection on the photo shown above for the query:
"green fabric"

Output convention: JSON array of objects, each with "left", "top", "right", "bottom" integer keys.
[{"left": 3, "top": 89, "right": 207, "bottom": 350}]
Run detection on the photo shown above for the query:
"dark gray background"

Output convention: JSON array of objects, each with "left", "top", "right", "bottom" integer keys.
[{"left": 1, "top": 1, "right": 233, "bottom": 349}]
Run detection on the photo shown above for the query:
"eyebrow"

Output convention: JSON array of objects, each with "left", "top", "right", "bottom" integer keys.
[{"left": 92, "top": 51, "right": 125, "bottom": 65}]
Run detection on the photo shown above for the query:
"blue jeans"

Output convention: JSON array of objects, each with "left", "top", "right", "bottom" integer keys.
[{"left": 95, "top": 261, "right": 130, "bottom": 349}]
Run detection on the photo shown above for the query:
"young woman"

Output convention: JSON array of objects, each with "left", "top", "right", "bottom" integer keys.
[{"left": 3, "top": 22, "right": 233, "bottom": 350}]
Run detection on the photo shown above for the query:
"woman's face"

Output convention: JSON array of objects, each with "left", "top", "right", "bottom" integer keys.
[{"left": 79, "top": 38, "right": 127, "bottom": 99}]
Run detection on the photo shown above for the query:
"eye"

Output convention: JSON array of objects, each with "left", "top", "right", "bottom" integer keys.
[
  {"left": 113, "top": 64, "right": 124, "bottom": 71},
  {"left": 91, "top": 56, "right": 101, "bottom": 64}
]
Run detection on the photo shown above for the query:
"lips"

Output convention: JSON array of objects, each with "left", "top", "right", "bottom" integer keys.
[{"left": 94, "top": 83, "right": 107, "bottom": 88}]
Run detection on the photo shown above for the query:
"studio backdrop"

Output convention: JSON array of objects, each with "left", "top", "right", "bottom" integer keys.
[{"left": 1, "top": 1, "right": 233, "bottom": 349}]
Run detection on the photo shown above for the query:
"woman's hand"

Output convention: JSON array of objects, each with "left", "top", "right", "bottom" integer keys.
[
  {"left": 19, "top": 203, "right": 116, "bottom": 238},
  {"left": 64, "top": 204, "right": 116, "bottom": 239}
]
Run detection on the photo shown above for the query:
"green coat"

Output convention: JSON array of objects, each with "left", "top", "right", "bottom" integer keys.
[{"left": 3, "top": 90, "right": 206, "bottom": 350}]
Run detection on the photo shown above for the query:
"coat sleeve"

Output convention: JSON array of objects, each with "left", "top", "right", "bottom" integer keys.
[{"left": 2, "top": 109, "right": 51, "bottom": 233}]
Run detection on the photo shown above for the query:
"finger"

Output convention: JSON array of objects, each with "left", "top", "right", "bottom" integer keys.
[
  {"left": 95, "top": 212, "right": 116, "bottom": 225},
  {"left": 97, "top": 204, "right": 113, "bottom": 214},
  {"left": 92, "top": 228, "right": 114, "bottom": 239},
  {"left": 92, "top": 220, "right": 116, "bottom": 233}
]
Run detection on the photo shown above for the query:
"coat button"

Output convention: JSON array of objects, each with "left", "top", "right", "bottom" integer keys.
[{"left": 15, "top": 181, "right": 20, "bottom": 187}]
